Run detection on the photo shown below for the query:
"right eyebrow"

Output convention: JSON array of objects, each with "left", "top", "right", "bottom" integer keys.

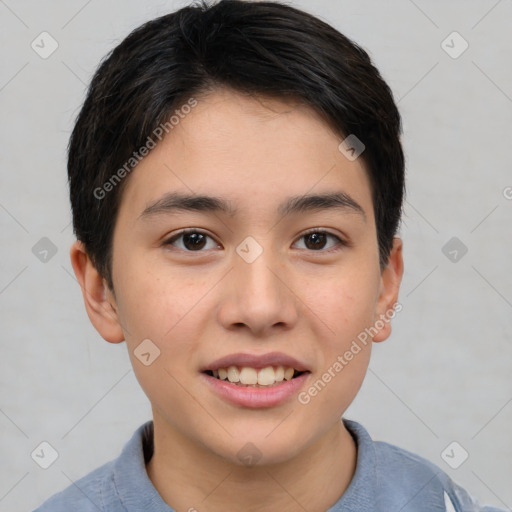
[{"left": 138, "top": 192, "right": 237, "bottom": 219}]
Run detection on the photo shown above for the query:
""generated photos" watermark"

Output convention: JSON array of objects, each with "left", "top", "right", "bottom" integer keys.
[
  {"left": 93, "top": 97, "right": 198, "bottom": 200},
  {"left": 298, "top": 302, "right": 403, "bottom": 405}
]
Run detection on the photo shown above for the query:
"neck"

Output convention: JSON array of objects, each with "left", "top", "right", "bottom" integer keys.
[{"left": 146, "top": 414, "right": 357, "bottom": 512}]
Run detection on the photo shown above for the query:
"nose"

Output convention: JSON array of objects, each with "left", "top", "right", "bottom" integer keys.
[{"left": 216, "top": 248, "right": 299, "bottom": 337}]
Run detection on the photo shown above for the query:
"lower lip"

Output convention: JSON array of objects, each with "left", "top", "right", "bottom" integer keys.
[{"left": 201, "top": 372, "right": 310, "bottom": 409}]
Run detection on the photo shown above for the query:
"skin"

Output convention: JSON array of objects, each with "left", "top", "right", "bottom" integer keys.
[{"left": 70, "top": 88, "right": 403, "bottom": 512}]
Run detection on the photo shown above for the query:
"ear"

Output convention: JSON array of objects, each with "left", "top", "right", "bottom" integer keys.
[
  {"left": 69, "top": 240, "right": 125, "bottom": 344},
  {"left": 373, "top": 236, "right": 404, "bottom": 343}
]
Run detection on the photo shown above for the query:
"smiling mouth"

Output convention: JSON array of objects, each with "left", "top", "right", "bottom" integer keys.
[{"left": 204, "top": 366, "right": 308, "bottom": 387}]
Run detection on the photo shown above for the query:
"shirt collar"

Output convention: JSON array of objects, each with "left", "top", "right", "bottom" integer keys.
[
  {"left": 326, "top": 418, "right": 378, "bottom": 511},
  {"left": 113, "top": 418, "right": 375, "bottom": 511},
  {"left": 113, "top": 420, "right": 174, "bottom": 511}
]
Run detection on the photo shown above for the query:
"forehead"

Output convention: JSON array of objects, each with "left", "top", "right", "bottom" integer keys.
[{"left": 117, "top": 88, "right": 374, "bottom": 223}]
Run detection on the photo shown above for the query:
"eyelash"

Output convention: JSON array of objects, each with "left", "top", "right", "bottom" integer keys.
[{"left": 163, "top": 228, "right": 348, "bottom": 253}]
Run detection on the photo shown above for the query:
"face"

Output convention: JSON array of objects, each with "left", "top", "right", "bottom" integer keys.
[{"left": 73, "top": 88, "right": 403, "bottom": 465}]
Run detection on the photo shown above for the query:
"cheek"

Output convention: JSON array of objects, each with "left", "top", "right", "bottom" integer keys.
[
  {"left": 304, "top": 265, "right": 379, "bottom": 405},
  {"left": 301, "top": 320, "right": 373, "bottom": 419},
  {"left": 114, "top": 256, "right": 204, "bottom": 339},
  {"left": 116, "top": 267, "right": 209, "bottom": 405},
  {"left": 117, "top": 267, "right": 219, "bottom": 384},
  {"left": 307, "top": 266, "right": 380, "bottom": 338}
]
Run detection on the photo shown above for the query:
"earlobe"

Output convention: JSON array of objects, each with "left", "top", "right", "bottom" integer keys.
[
  {"left": 373, "top": 236, "right": 404, "bottom": 343},
  {"left": 69, "top": 240, "right": 125, "bottom": 344}
]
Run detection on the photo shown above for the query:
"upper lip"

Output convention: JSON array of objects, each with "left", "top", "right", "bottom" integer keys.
[{"left": 202, "top": 352, "right": 310, "bottom": 372}]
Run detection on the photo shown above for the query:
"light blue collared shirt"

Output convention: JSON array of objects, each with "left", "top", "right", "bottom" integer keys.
[{"left": 33, "top": 419, "right": 506, "bottom": 511}]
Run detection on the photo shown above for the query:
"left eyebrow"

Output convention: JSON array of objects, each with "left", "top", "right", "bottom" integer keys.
[
  {"left": 277, "top": 191, "right": 366, "bottom": 222},
  {"left": 138, "top": 191, "right": 366, "bottom": 222}
]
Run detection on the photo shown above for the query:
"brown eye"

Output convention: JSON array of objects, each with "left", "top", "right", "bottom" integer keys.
[
  {"left": 304, "top": 232, "right": 328, "bottom": 250},
  {"left": 294, "top": 230, "right": 346, "bottom": 252},
  {"left": 164, "top": 230, "right": 220, "bottom": 252}
]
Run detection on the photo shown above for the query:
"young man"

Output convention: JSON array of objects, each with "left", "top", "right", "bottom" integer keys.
[{"left": 33, "top": 1, "right": 505, "bottom": 510}]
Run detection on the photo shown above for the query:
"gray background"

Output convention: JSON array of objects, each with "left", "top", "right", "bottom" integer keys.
[{"left": 1, "top": 0, "right": 511, "bottom": 510}]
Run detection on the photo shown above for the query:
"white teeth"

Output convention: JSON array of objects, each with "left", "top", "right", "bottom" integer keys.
[
  {"left": 257, "top": 366, "right": 275, "bottom": 386},
  {"left": 211, "top": 365, "right": 301, "bottom": 386},
  {"left": 227, "top": 366, "right": 240, "bottom": 383},
  {"left": 284, "top": 367, "right": 294, "bottom": 381},
  {"left": 239, "top": 367, "right": 258, "bottom": 385}
]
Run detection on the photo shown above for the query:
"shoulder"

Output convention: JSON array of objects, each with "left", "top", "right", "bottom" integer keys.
[
  {"left": 344, "top": 420, "right": 506, "bottom": 512},
  {"left": 378, "top": 441, "right": 505, "bottom": 511},
  {"left": 374, "top": 436, "right": 448, "bottom": 482},
  {"left": 32, "top": 421, "right": 154, "bottom": 512},
  {"left": 32, "top": 459, "right": 115, "bottom": 512}
]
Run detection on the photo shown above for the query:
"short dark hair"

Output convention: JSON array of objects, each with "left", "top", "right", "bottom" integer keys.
[{"left": 68, "top": 0, "right": 405, "bottom": 291}]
